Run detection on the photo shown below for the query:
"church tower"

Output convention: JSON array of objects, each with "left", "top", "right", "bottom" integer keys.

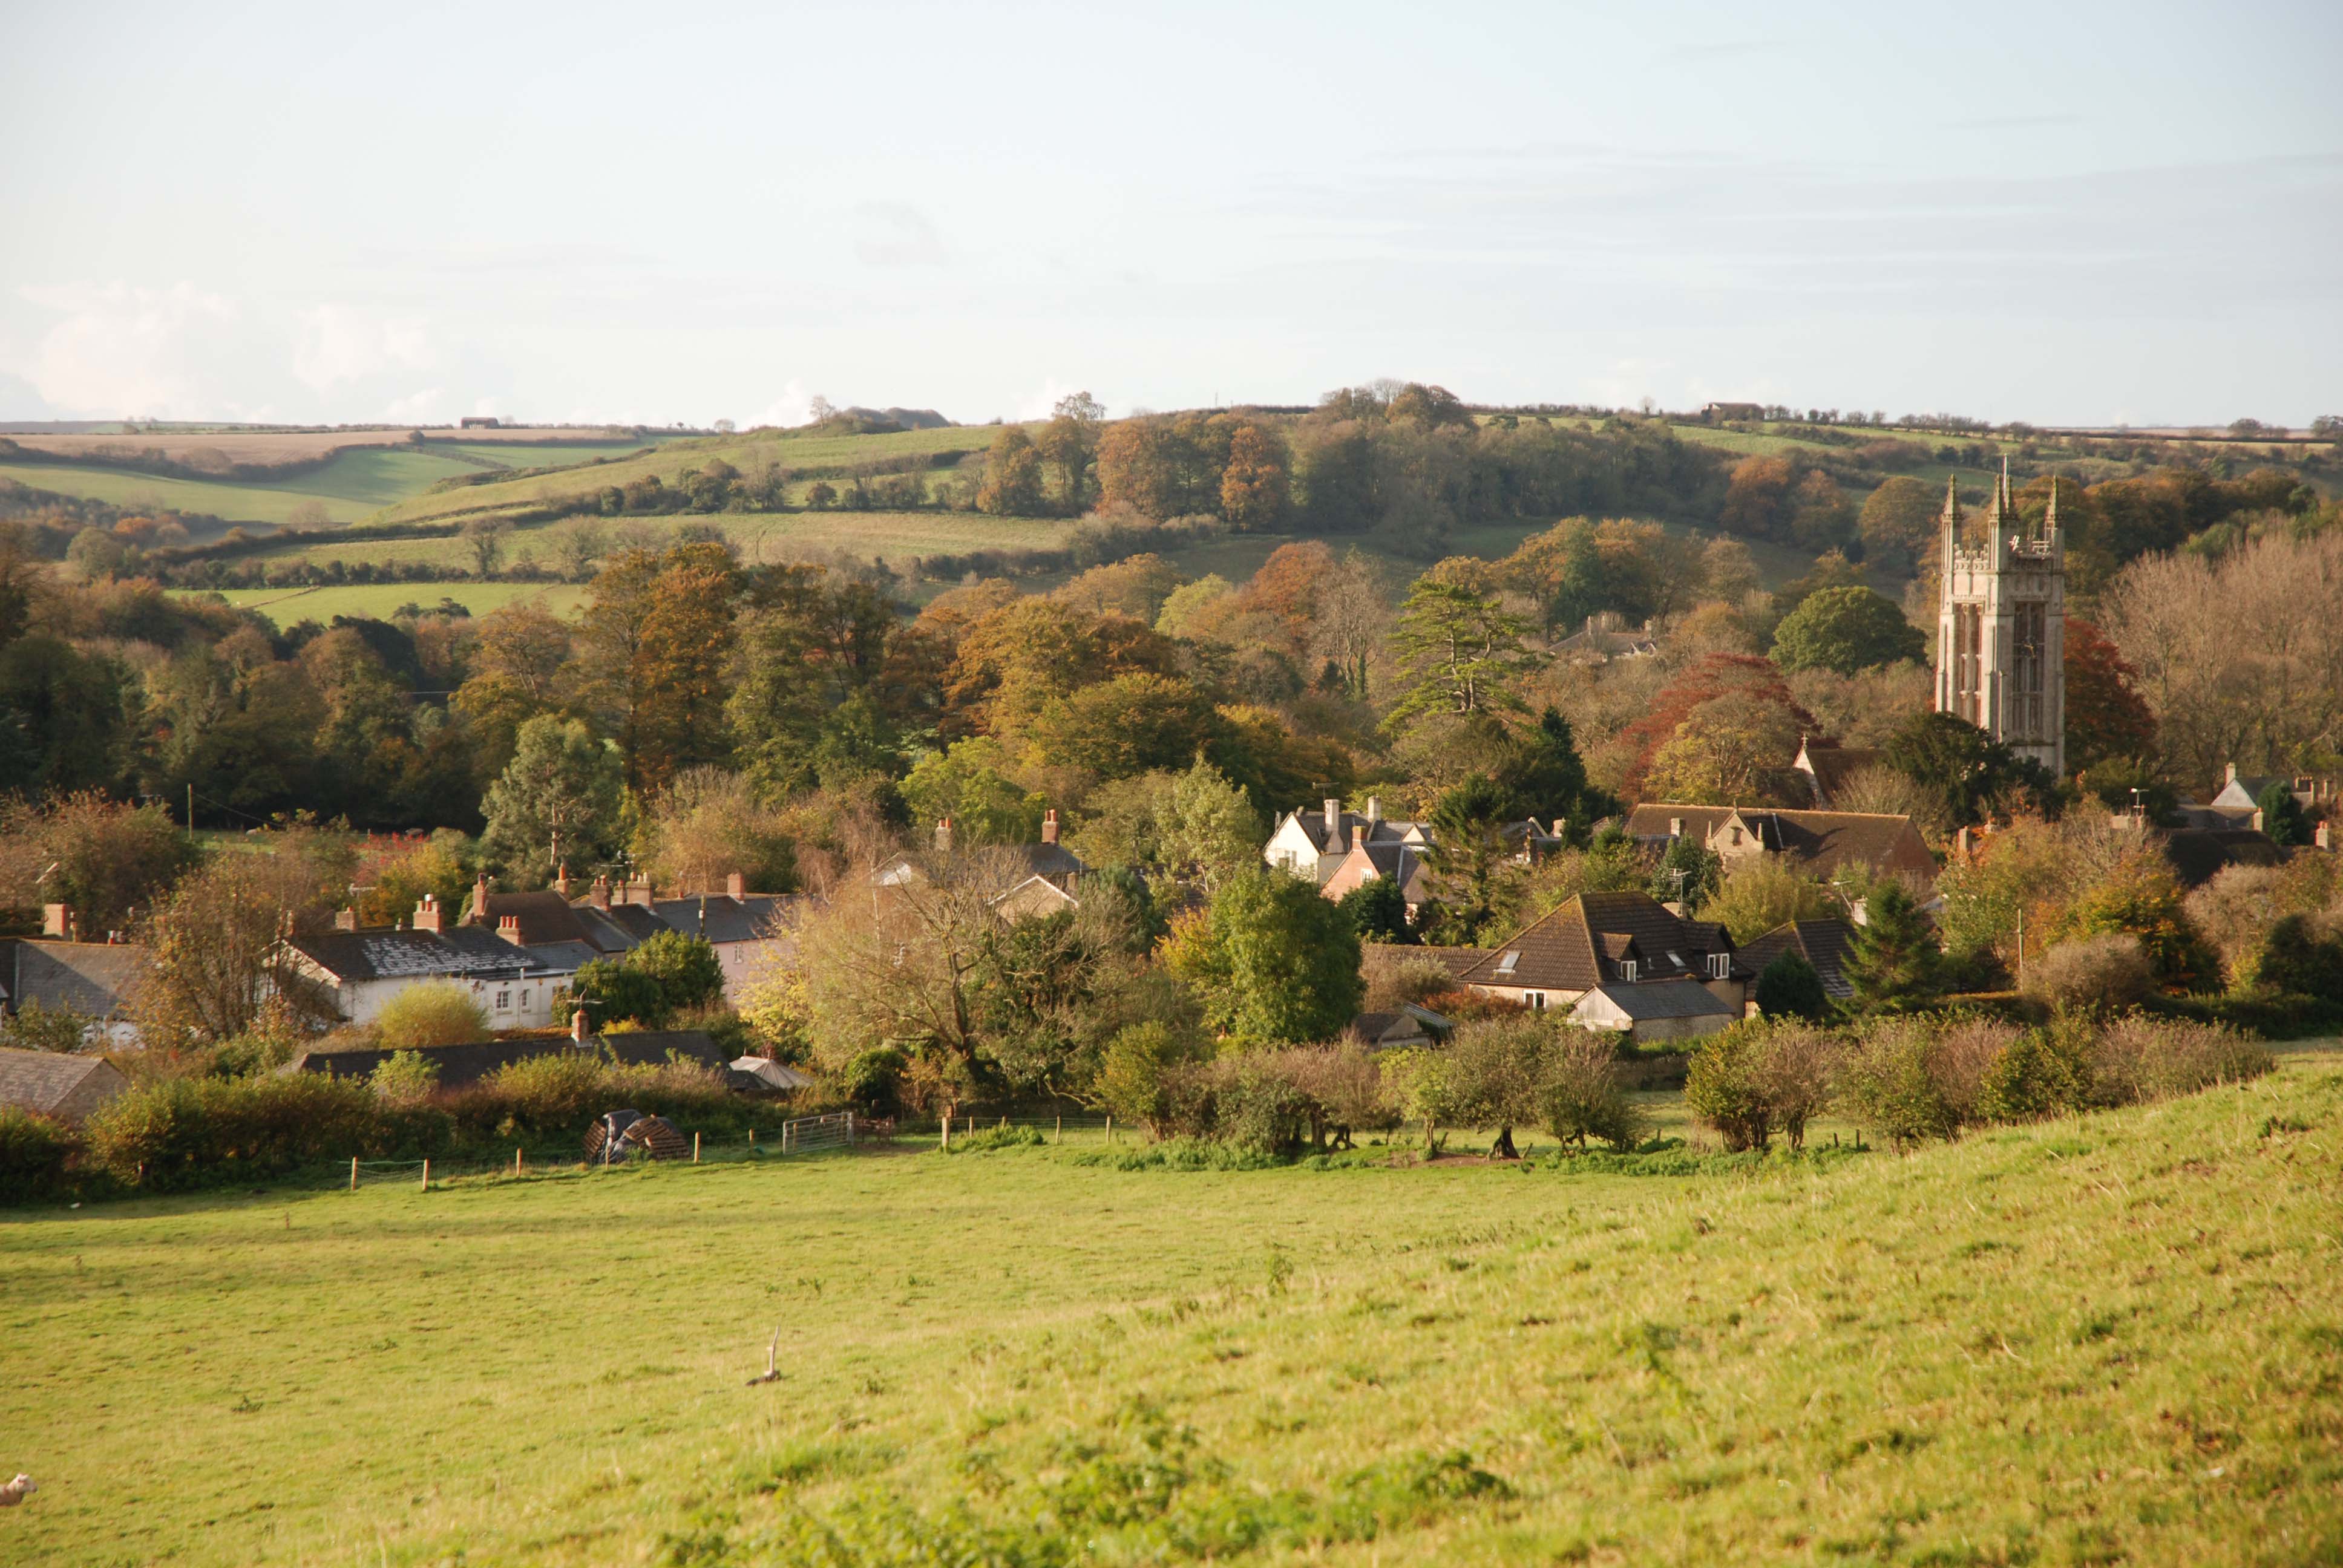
[{"left": 1934, "top": 462, "right": 2065, "bottom": 777}]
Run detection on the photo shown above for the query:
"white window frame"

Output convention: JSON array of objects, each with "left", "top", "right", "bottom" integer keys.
[
  {"left": 494, "top": 989, "right": 511, "bottom": 1011},
  {"left": 1620, "top": 959, "right": 1638, "bottom": 983},
  {"left": 1525, "top": 991, "right": 1545, "bottom": 1011}
]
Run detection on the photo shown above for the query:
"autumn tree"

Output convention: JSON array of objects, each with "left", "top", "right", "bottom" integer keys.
[
  {"left": 1858, "top": 475, "right": 1942, "bottom": 570},
  {"left": 134, "top": 848, "right": 346, "bottom": 1045},
  {"left": 1036, "top": 392, "right": 1106, "bottom": 513},
  {"left": 0, "top": 792, "right": 193, "bottom": 936},
  {"left": 1217, "top": 422, "right": 1291, "bottom": 532},
  {"left": 977, "top": 426, "right": 1046, "bottom": 516},
  {"left": 1771, "top": 586, "right": 1925, "bottom": 676},
  {"left": 639, "top": 765, "right": 796, "bottom": 893},
  {"left": 2062, "top": 617, "right": 2157, "bottom": 773},
  {"left": 627, "top": 542, "right": 741, "bottom": 793}
]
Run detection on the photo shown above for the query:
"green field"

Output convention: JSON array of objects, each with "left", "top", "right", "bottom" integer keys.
[
  {"left": 5, "top": 1052, "right": 2336, "bottom": 1567},
  {"left": 175, "top": 583, "right": 590, "bottom": 629},
  {"left": 431, "top": 442, "right": 659, "bottom": 469},
  {"left": 0, "top": 446, "right": 485, "bottom": 526}
]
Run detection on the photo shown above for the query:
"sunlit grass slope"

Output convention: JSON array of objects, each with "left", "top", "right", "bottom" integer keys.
[{"left": 2, "top": 1063, "right": 2338, "bottom": 1566}]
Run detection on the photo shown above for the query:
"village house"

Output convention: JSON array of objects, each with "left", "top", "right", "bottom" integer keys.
[
  {"left": 0, "top": 1046, "right": 128, "bottom": 1123},
  {"left": 1347, "top": 1002, "right": 1452, "bottom": 1050},
  {"left": 1553, "top": 613, "right": 1660, "bottom": 664},
  {"left": 0, "top": 935, "right": 149, "bottom": 1048},
  {"left": 1265, "top": 798, "right": 1429, "bottom": 880},
  {"left": 877, "top": 812, "right": 1088, "bottom": 897},
  {"left": 1791, "top": 739, "right": 1884, "bottom": 809},
  {"left": 2203, "top": 763, "right": 2338, "bottom": 828},
  {"left": 1735, "top": 918, "right": 1860, "bottom": 1002},
  {"left": 1315, "top": 825, "right": 1436, "bottom": 921},
  {"left": 1454, "top": 891, "right": 1748, "bottom": 1043},
  {"left": 1624, "top": 803, "right": 1937, "bottom": 885},
  {"left": 283, "top": 895, "right": 574, "bottom": 1029}
]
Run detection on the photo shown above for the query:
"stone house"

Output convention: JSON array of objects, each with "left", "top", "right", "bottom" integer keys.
[
  {"left": 1624, "top": 804, "right": 1937, "bottom": 884},
  {"left": 1265, "top": 798, "right": 1429, "bottom": 879},
  {"left": 1453, "top": 891, "right": 1749, "bottom": 1043}
]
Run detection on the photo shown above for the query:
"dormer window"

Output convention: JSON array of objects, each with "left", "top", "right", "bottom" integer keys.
[
  {"left": 1708, "top": 953, "right": 1731, "bottom": 980},
  {"left": 1620, "top": 959, "right": 1638, "bottom": 983}
]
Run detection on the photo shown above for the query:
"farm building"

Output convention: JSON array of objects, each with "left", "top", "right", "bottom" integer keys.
[
  {"left": 0, "top": 938, "right": 150, "bottom": 1048},
  {"left": 0, "top": 1046, "right": 128, "bottom": 1123}
]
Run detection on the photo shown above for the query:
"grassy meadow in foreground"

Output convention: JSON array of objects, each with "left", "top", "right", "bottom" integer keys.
[{"left": 3, "top": 1057, "right": 2339, "bottom": 1567}]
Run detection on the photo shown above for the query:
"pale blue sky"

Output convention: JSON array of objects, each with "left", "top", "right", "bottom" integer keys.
[{"left": 3, "top": 1, "right": 2336, "bottom": 427}]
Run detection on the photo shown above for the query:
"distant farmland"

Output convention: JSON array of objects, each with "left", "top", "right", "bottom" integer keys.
[
  {"left": 171, "top": 583, "right": 590, "bottom": 629},
  {"left": 1, "top": 425, "right": 666, "bottom": 467}
]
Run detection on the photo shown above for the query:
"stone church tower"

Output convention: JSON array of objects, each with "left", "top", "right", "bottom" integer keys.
[{"left": 1934, "top": 463, "right": 2065, "bottom": 777}]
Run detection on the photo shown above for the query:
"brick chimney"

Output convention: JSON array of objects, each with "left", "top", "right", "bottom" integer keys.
[
  {"left": 726, "top": 870, "right": 746, "bottom": 900},
  {"left": 1041, "top": 808, "right": 1059, "bottom": 846},
  {"left": 334, "top": 907, "right": 358, "bottom": 932},
  {"left": 626, "top": 877, "right": 653, "bottom": 908},
  {"left": 470, "top": 872, "right": 491, "bottom": 924},
  {"left": 497, "top": 914, "right": 522, "bottom": 943},
  {"left": 2318, "top": 820, "right": 2333, "bottom": 851},
  {"left": 1352, "top": 824, "right": 1366, "bottom": 848},
  {"left": 413, "top": 894, "right": 444, "bottom": 933},
  {"left": 571, "top": 1007, "right": 590, "bottom": 1044},
  {"left": 589, "top": 875, "right": 611, "bottom": 912},
  {"left": 554, "top": 864, "right": 571, "bottom": 898},
  {"left": 935, "top": 816, "right": 954, "bottom": 853},
  {"left": 1323, "top": 798, "right": 1340, "bottom": 838},
  {"left": 41, "top": 903, "right": 71, "bottom": 940}
]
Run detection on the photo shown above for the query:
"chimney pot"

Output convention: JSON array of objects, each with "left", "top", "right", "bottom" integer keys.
[
  {"left": 413, "top": 895, "right": 443, "bottom": 933},
  {"left": 936, "top": 816, "right": 955, "bottom": 853},
  {"left": 589, "top": 875, "right": 611, "bottom": 912},
  {"left": 1366, "top": 795, "right": 1381, "bottom": 822},
  {"left": 1041, "top": 808, "right": 1059, "bottom": 846},
  {"left": 726, "top": 870, "right": 746, "bottom": 900},
  {"left": 335, "top": 907, "right": 358, "bottom": 932},
  {"left": 571, "top": 1007, "right": 589, "bottom": 1044},
  {"left": 555, "top": 864, "right": 571, "bottom": 898},
  {"left": 471, "top": 872, "right": 491, "bottom": 923},
  {"left": 497, "top": 914, "right": 522, "bottom": 939}
]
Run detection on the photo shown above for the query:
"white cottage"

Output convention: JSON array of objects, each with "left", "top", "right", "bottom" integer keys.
[{"left": 281, "top": 897, "right": 574, "bottom": 1030}]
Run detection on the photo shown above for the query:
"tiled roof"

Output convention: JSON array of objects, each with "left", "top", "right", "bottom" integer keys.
[
  {"left": 1458, "top": 892, "right": 1738, "bottom": 993},
  {"left": 1625, "top": 804, "right": 1936, "bottom": 881},
  {"left": 2160, "top": 828, "right": 2285, "bottom": 889},
  {"left": 2, "top": 940, "right": 149, "bottom": 1018},
  {"left": 522, "top": 940, "right": 598, "bottom": 973},
  {"left": 1281, "top": 808, "right": 1429, "bottom": 857},
  {"left": 648, "top": 894, "right": 788, "bottom": 946},
  {"left": 1737, "top": 919, "right": 1859, "bottom": 1000},
  {"left": 572, "top": 904, "right": 662, "bottom": 950},
  {"left": 0, "top": 1046, "right": 125, "bottom": 1117},
  {"left": 285, "top": 925, "right": 547, "bottom": 984},
  {"left": 1796, "top": 745, "right": 1882, "bottom": 806}
]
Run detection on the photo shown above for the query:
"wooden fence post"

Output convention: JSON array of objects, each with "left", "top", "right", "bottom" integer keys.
[
  {"left": 693, "top": 1132, "right": 701, "bottom": 1164},
  {"left": 350, "top": 1156, "right": 358, "bottom": 1192},
  {"left": 749, "top": 1127, "right": 756, "bottom": 1151},
  {"left": 941, "top": 1114, "right": 951, "bottom": 1152},
  {"left": 1055, "top": 1114, "right": 1062, "bottom": 1145},
  {"left": 514, "top": 1148, "right": 522, "bottom": 1177},
  {"left": 421, "top": 1158, "right": 430, "bottom": 1192},
  {"left": 1105, "top": 1115, "right": 1113, "bottom": 1144}
]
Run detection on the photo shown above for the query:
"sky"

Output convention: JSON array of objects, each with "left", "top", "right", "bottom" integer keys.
[{"left": 2, "top": 1, "right": 2338, "bottom": 429}]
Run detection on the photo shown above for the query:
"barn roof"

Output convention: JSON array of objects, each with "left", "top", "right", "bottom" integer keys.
[
  {"left": 1575, "top": 979, "right": 1738, "bottom": 1021},
  {"left": 0, "top": 1046, "right": 126, "bottom": 1117}
]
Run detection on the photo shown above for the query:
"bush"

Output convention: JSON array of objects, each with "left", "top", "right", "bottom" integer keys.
[
  {"left": 1755, "top": 1022, "right": 1838, "bottom": 1150},
  {"left": 375, "top": 981, "right": 490, "bottom": 1050},
  {"left": 1541, "top": 1030, "right": 1645, "bottom": 1152},
  {"left": 82, "top": 1074, "right": 439, "bottom": 1192},
  {"left": 437, "top": 1054, "right": 742, "bottom": 1145},
  {"left": 1835, "top": 1019, "right": 1957, "bottom": 1148},
  {"left": 369, "top": 1050, "right": 441, "bottom": 1106},
  {"left": 1927, "top": 1015, "right": 2020, "bottom": 1128},
  {"left": 834, "top": 1047, "right": 906, "bottom": 1119},
  {"left": 627, "top": 930, "right": 726, "bottom": 1014},
  {"left": 2088, "top": 1014, "right": 2272, "bottom": 1105},
  {"left": 2022, "top": 933, "right": 2154, "bottom": 1011},
  {"left": 1976, "top": 1014, "right": 2094, "bottom": 1122},
  {"left": 1096, "top": 1022, "right": 1208, "bottom": 1137},
  {"left": 1684, "top": 1026, "right": 1774, "bottom": 1151},
  {"left": 1753, "top": 951, "right": 1830, "bottom": 1022},
  {"left": 0, "top": 1106, "right": 76, "bottom": 1203}
]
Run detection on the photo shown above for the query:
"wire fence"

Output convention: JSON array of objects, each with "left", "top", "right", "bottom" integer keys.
[{"left": 324, "top": 1111, "right": 863, "bottom": 1191}]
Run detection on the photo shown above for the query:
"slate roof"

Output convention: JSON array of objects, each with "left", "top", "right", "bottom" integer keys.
[
  {"left": 573, "top": 903, "right": 664, "bottom": 950},
  {"left": 1576, "top": 979, "right": 1738, "bottom": 1021},
  {"left": 1278, "top": 808, "right": 1429, "bottom": 857},
  {"left": 285, "top": 924, "right": 548, "bottom": 984},
  {"left": 1736, "top": 919, "right": 1859, "bottom": 1000},
  {"left": 1322, "top": 841, "right": 1437, "bottom": 903},
  {"left": 522, "top": 940, "right": 598, "bottom": 973},
  {"left": 1625, "top": 804, "right": 1936, "bottom": 881},
  {"left": 648, "top": 894, "right": 787, "bottom": 946},
  {"left": 1458, "top": 892, "right": 1740, "bottom": 993},
  {"left": 474, "top": 891, "right": 597, "bottom": 949},
  {"left": 0, "top": 1047, "right": 126, "bottom": 1120},
  {"left": 1, "top": 940, "right": 149, "bottom": 1018}
]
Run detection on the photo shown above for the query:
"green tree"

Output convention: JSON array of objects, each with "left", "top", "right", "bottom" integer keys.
[
  {"left": 2255, "top": 782, "right": 2310, "bottom": 847},
  {"left": 568, "top": 956, "right": 669, "bottom": 1029},
  {"left": 1427, "top": 774, "right": 1518, "bottom": 944},
  {"left": 1883, "top": 710, "right": 2057, "bottom": 833},
  {"left": 1843, "top": 883, "right": 1942, "bottom": 1014},
  {"left": 1771, "top": 587, "right": 1925, "bottom": 676},
  {"left": 977, "top": 426, "right": 1046, "bottom": 516},
  {"left": 480, "top": 716, "right": 624, "bottom": 883},
  {"left": 1066, "top": 760, "right": 1265, "bottom": 895},
  {"left": 1383, "top": 576, "right": 1544, "bottom": 733},
  {"left": 1026, "top": 673, "right": 1223, "bottom": 780},
  {"left": 1648, "top": 834, "right": 1722, "bottom": 907},
  {"left": 1161, "top": 874, "right": 1363, "bottom": 1044},
  {"left": 1697, "top": 858, "right": 1833, "bottom": 942},
  {"left": 900, "top": 737, "right": 1044, "bottom": 844},
  {"left": 375, "top": 982, "right": 489, "bottom": 1050},
  {"left": 1339, "top": 877, "right": 1414, "bottom": 945},
  {"left": 1858, "top": 475, "right": 1944, "bottom": 570},
  {"left": 1444, "top": 1011, "right": 1553, "bottom": 1159},
  {"left": 1753, "top": 951, "right": 1830, "bottom": 1021},
  {"left": 625, "top": 930, "right": 726, "bottom": 1015}
]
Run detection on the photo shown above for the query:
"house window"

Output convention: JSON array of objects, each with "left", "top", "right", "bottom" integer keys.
[
  {"left": 1708, "top": 953, "right": 1731, "bottom": 980},
  {"left": 1525, "top": 991, "right": 1545, "bottom": 1011},
  {"left": 1620, "top": 959, "right": 1638, "bottom": 983},
  {"left": 494, "top": 990, "right": 511, "bottom": 1011}
]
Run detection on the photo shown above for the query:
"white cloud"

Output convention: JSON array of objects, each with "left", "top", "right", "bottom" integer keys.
[
  {"left": 1015, "top": 377, "right": 1078, "bottom": 420},
  {"left": 10, "top": 281, "right": 241, "bottom": 418},
  {"left": 294, "top": 304, "right": 433, "bottom": 391},
  {"left": 754, "top": 381, "right": 819, "bottom": 428},
  {"left": 850, "top": 203, "right": 946, "bottom": 268},
  {"left": 385, "top": 387, "right": 445, "bottom": 422}
]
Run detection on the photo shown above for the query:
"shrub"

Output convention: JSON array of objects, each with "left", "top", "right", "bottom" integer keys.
[
  {"left": 369, "top": 1050, "right": 441, "bottom": 1106},
  {"left": 2023, "top": 933, "right": 2154, "bottom": 1011},
  {"left": 1380, "top": 1046, "right": 1457, "bottom": 1154},
  {"left": 1976, "top": 1014, "right": 2094, "bottom": 1122},
  {"left": 0, "top": 1106, "right": 76, "bottom": 1203},
  {"left": 834, "top": 1047, "right": 906, "bottom": 1119},
  {"left": 437, "top": 1055, "right": 741, "bottom": 1144},
  {"left": 1927, "top": 1016, "right": 2021, "bottom": 1128},
  {"left": 81, "top": 1074, "right": 437, "bottom": 1191},
  {"left": 375, "top": 981, "right": 490, "bottom": 1050},
  {"left": 2245, "top": 915, "right": 2343, "bottom": 1005},
  {"left": 1752, "top": 950, "right": 1830, "bottom": 1022},
  {"left": 2088, "top": 1015, "right": 2273, "bottom": 1105},
  {"left": 1096, "top": 1022, "right": 1208, "bottom": 1138},
  {"left": 1835, "top": 1019, "right": 1957, "bottom": 1148},
  {"left": 0, "top": 999, "right": 93, "bottom": 1053},
  {"left": 1755, "top": 1021, "right": 1839, "bottom": 1150},
  {"left": 1541, "top": 1030, "right": 1645, "bottom": 1152},
  {"left": 570, "top": 955, "right": 672, "bottom": 1028},
  {"left": 1684, "top": 1026, "right": 1773, "bottom": 1151}
]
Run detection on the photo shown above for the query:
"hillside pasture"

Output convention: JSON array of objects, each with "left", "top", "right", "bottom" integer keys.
[
  {"left": 1, "top": 426, "right": 666, "bottom": 466},
  {"left": 171, "top": 583, "right": 590, "bottom": 629},
  {"left": 0, "top": 445, "right": 485, "bottom": 526},
  {"left": 2, "top": 1054, "right": 2335, "bottom": 1567}
]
